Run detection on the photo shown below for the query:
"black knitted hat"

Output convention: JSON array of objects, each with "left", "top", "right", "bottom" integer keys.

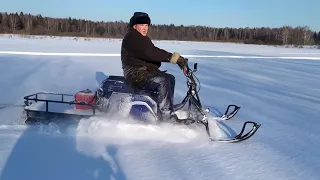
[{"left": 129, "top": 12, "right": 151, "bottom": 27}]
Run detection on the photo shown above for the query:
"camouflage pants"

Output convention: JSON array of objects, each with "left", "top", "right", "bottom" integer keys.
[{"left": 123, "top": 66, "right": 175, "bottom": 121}]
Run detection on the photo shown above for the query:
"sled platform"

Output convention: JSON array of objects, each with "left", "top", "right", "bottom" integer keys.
[{"left": 23, "top": 92, "right": 99, "bottom": 124}]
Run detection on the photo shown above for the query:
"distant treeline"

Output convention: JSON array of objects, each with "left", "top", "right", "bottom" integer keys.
[{"left": 1, "top": 11, "right": 320, "bottom": 46}]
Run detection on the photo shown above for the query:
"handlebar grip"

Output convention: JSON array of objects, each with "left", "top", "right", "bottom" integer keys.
[{"left": 184, "top": 64, "right": 192, "bottom": 76}]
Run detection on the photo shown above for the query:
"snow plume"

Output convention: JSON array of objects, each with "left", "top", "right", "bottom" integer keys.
[
  {"left": 69, "top": 114, "right": 211, "bottom": 144},
  {"left": 19, "top": 100, "right": 220, "bottom": 145},
  {"left": 66, "top": 92, "right": 224, "bottom": 144}
]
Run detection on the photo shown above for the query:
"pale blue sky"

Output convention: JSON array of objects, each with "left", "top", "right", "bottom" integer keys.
[{"left": 1, "top": 0, "right": 318, "bottom": 31}]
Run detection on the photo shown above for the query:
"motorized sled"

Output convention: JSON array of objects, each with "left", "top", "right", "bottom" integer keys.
[{"left": 22, "top": 61, "right": 261, "bottom": 143}]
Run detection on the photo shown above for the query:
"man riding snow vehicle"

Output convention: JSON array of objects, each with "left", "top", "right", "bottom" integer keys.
[
  {"left": 121, "top": 12, "right": 188, "bottom": 122},
  {"left": 21, "top": 12, "right": 260, "bottom": 143}
]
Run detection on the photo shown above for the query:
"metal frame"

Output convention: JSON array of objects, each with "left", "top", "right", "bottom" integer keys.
[
  {"left": 170, "top": 62, "right": 257, "bottom": 139},
  {"left": 23, "top": 92, "right": 96, "bottom": 123}
]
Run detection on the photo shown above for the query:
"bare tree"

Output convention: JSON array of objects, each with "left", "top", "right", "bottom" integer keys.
[
  {"left": 281, "top": 26, "right": 290, "bottom": 45},
  {"left": 302, "top": 26, "right": 313, "bottom": 45}
]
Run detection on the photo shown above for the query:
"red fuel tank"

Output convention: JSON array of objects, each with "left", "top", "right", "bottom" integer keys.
[{"left": 74, "top": 89, "right": 96, "bottom": 110}]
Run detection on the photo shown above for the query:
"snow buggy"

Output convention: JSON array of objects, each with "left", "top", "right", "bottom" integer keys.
[{"left": 23, "top": 61, "right": 261, "bottom": 143}]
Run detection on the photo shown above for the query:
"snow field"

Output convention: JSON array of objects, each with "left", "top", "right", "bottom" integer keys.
[{"left": 0, "top": 34, "right": 319, "bottom": 180}]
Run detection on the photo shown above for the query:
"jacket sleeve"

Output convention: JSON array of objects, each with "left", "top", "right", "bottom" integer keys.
[{"left": 123, "top": 32, "right": 173, "bottom": 63}]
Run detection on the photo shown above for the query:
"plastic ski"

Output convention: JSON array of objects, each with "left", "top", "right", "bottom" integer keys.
[
  {"left": 210, "top": 121, "right": 261, "bottom": 143},
  {"left": 209, "top": 104, "right": 241, "bottom": 120}
]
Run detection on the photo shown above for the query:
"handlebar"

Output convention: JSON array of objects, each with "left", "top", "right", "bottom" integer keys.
[
  {"left": 181, "top": 60, "right": 200, "bottom": 92},
  {"left": 182, "top": 58, "right": 197, "bottom": 77}
]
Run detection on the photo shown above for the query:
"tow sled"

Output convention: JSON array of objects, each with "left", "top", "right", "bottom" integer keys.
[{"left": 22, "top": 61, "right": 261, "bottom": 143}]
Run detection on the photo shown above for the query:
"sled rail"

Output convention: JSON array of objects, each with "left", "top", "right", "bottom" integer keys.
[
  {"left": 23, "top": 92, "right": 97, "bottom": 123},
  {"left": 25, "top": 92, "right": 94, "bottom": 111},
  {"left": 24, "top": 92, "right": 74, "bottom": 104}
]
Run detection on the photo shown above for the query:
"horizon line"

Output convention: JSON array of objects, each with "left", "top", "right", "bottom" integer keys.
[{"left": 0, "top": 51, "right": 319, "bottom": 60}]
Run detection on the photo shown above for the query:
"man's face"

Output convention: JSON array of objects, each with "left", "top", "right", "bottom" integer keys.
[{"left": 133, "top": 24, "right": 149, "bottom": 36}]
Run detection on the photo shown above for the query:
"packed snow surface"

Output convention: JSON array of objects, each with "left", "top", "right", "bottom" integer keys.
[{"left": 0, "top": 34, "right": 319, "bottom": 180}]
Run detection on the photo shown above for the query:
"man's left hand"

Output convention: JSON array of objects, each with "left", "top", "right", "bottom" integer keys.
[
  {"left": 170, "top": 52, "right": 188, "bottom": 69},
  {"left": 176, "top": 56, "right": 188, "bottom": 70}
]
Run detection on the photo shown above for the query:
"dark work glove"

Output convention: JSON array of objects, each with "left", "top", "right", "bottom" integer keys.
[
  {"left": 176, "top": 56, "right": 188, "bottom": 70},
  {"left": 169, "top": 52, "right": 187, "bottom": 69}
]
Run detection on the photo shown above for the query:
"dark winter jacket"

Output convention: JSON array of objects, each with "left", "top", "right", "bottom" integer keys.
[{"left": 121, "top": 28, "right": 173, "bottom": 87}]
